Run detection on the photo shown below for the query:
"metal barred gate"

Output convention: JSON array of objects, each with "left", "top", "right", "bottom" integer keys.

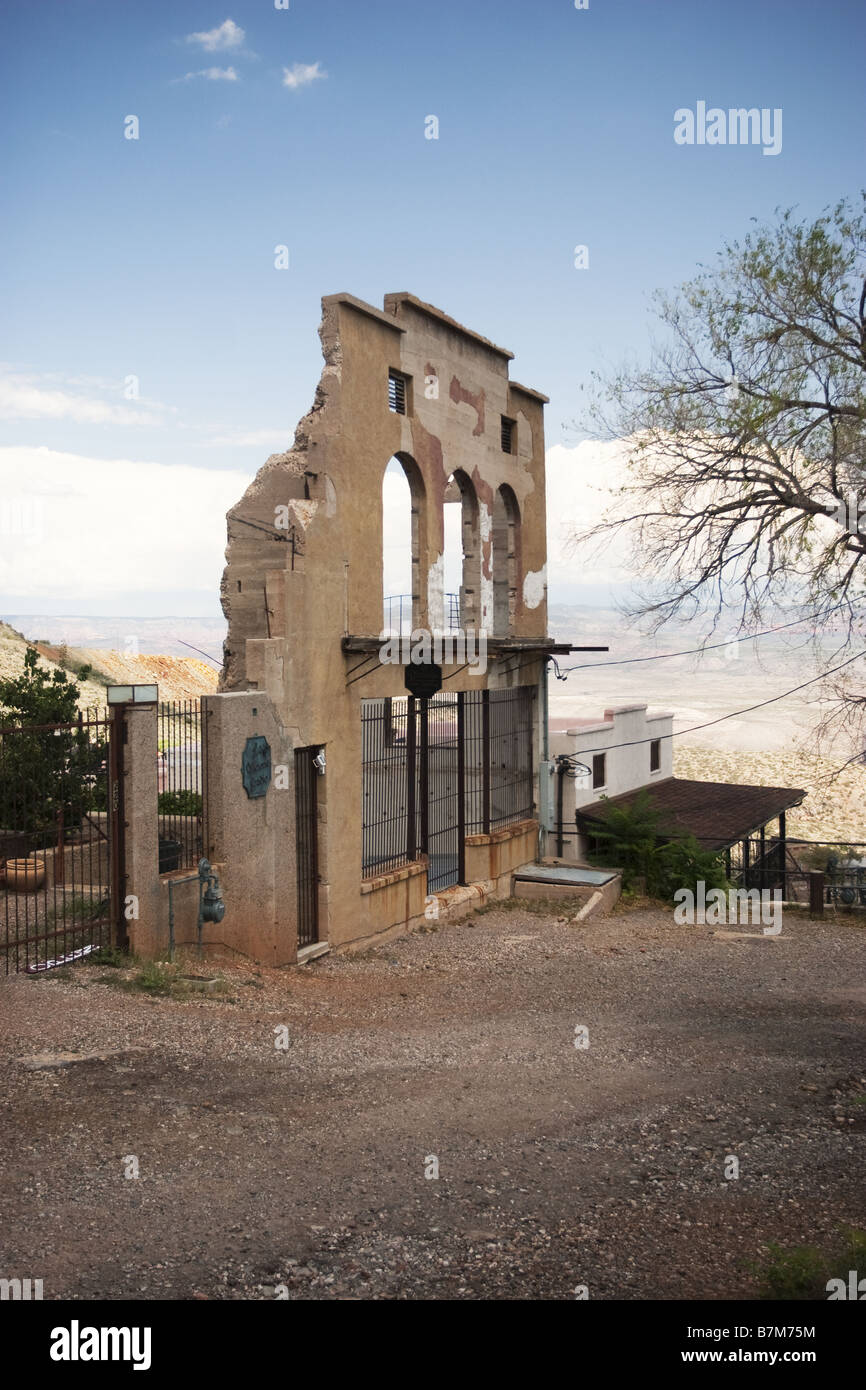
[
  {"left": 295, "top": 746, "right": 320, "bottom": 949},
  {"left": 361, "top": 685, "right": 534, "bottom": 891},
  {"left": 0, "top": 711, "right": 116, "bottom": 973}
]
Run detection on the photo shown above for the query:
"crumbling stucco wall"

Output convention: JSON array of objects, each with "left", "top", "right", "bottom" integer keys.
[{"left": 220, "top": 292, "right": 551, "bottom": 955}]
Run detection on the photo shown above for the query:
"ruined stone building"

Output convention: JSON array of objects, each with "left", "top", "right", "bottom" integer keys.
[{"left": 218, "top": 292, "right": 569, "bottom": 962}]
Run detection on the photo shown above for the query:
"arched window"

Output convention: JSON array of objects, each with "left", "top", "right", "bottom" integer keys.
[
  {"left": 492, "top": 485, "right": 520, "bottom": 635},
  {"left": 443, "top": 470, "right": 479, "bottom": 631},
  {"left": 382, "top": 455, "right": 424, "bottom": 634}
]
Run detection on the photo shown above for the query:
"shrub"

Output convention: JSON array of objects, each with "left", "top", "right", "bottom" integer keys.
[
  {"left": 588, "top": 789, "right": 728, "bottom": 902},
  {"left": 157, "top": 789, "right": 202, "bottom": 817}
]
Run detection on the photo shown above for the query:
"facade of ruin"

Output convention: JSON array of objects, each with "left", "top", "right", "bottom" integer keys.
[{"left": 219, "top": 292, "right": 566, "bottom": 961}]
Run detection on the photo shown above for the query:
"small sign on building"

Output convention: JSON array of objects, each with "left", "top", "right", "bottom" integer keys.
[{"left": 242, "top": 736, "right": 272, "bottom": 799}]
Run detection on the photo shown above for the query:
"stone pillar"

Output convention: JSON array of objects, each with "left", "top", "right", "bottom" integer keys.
[
  {"left": 203, "top": 691, "right": 297, "bottom": 964},
  {"left": 122, "top": 703, "right": 163, "bottom": 958}
]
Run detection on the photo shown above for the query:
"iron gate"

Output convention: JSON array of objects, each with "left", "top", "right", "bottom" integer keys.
[
  {"left": 361, "top": 686, "right": 534, "bottom": 892},
  {"left": 0, "top": 711, "right": 116, "bottom": 973},
  {"left": 295, "top": 746, "right": 320, "bottom": 949}
]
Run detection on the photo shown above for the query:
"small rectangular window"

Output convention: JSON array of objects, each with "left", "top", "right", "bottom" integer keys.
[
  {"left": 650, "top": 739, "right": 661, "bottom": 773},
  {"left": 592, "top": 753, "right": 606, "bottom": 790},
  {"left": 388, "top": 371, "right": 407, "bottom": 415},
  {"left": 501, "top": 416, "right": 515, "bottom": 453}
]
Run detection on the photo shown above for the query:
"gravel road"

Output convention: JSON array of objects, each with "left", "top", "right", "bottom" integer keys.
[{"left": 1, "top": 900, "right": 864, "bottom": 1300}]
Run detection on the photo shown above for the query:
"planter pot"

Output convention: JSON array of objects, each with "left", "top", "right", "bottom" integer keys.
[{"left": 1, "top": 855, "right": 47, "bottom": 893}]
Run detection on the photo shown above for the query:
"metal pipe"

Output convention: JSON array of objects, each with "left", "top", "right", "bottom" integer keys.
[
  {"left": 539, "top": 658, "right": 550, "bottom": 860},
  {"left": 167, "top": 871, "right": 199, "bottom": 961},
  {"left": 556, "top": 757, "right": 565, "bottom": 858}
]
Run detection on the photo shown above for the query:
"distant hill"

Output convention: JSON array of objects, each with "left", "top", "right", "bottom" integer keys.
[{"left": 0, "top": 621, "right": 218, "bottom": 714}]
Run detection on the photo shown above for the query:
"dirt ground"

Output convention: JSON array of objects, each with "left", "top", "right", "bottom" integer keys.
[{"left": 1, "top": 900, "right": 864, "bottom": 1301}]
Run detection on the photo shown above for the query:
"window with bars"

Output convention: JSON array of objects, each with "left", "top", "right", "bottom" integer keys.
[
  {"left": 650, "top": 739, "right": 661, "bottom": 773},
  {"left": 388, "top": 370, "right": 408, "bottom": 415},
  {"left": 361, "top": 686, "right": 535, "bottom": 881},
  {"left": 592, "top": 752, "right": 606, "bottom": 790},
  {"left": 500, "top": 415, "right": 515, "bottom": 453}
]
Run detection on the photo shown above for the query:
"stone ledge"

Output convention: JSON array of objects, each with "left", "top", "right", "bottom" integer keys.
[
  {"left": 360, "top": 859, "right": 428, "bottom": 894},
  {"left": 465, "top": 819, "right": 537, "bottom": 848}
]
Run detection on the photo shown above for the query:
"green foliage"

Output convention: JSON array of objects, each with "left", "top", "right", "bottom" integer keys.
[
  {"left": 157, "top": 789, "right": 203, "bottom": 817},
  {"left": 588, "top": 789, "right": 728, "bottom": 902},
  {"left": 754, "top": 1228, "right": 866, "bottom": 1300},
  {"left": 756, "top": 1243, "right": 830, "bottom": 1300},
  {"left": 0, "top": 648, "right": 104, "bottom": 843},
  {"left": 0, "top": 646, "right": 90, "bottom": 725}
]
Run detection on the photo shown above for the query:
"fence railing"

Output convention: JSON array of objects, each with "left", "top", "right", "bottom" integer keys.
[
  {"left": 157, "top": 699, "right": 207, "bottom": 873},
  {"left": 382, "top": 592, "right": 461, "bottom": 634},
  {"left": 0, "top": 711, "right": 113, "bottom": 973},
  {"left": 361, "top": 686, "right": 535, "bottom": 886}
]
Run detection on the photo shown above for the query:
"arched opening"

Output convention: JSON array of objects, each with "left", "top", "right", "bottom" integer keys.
[
  {"left": 443, "top": 470, "right": 479, "bottom": 631},
  {"left": 492, "top": 484, "right": 520, "bottom": 635},
  {"left": 382, "top": 455, "right": 423, "bottom": 633}
]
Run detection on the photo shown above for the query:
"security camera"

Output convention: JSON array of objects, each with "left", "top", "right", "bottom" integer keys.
[{"left": 313, "top": 749, "right": 326, "bottom": 776}]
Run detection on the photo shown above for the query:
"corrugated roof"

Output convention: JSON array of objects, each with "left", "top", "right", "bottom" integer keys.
[{"left": 577, "top": 777, "right": 806, "bottom": 852}]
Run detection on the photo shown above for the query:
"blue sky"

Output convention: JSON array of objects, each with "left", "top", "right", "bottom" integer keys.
[{"left": 1, "top": 0, "right": 864, "bottom": 617}]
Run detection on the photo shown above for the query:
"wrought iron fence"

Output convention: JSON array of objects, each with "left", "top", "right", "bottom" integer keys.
[
  {"left": 157, "top": 699, "right": 207, "bottom": 873},
  {"left": 361, "top": 685, "right": 535, "bottom": 886},
  {"left": 0, "top": 711, "right": 112, "bottom": 973},
  {"left": 466, "top": 686, "right": 534, "bottom": 833},
  {"left": 361, "top": 696, "right": 417, "bottom": 878},
  {"left": 382, "top": 593, "right": 461, "bottom": 634}
]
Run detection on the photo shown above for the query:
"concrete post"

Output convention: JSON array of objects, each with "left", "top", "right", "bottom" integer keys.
[
  {"left": 122, "top": 703, "right": 163, "bottom": 958},
  {"left": 202, "top": 692, "right": 297, "bottom": 964}
]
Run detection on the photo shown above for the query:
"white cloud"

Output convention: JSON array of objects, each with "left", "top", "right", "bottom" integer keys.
[
  {"left": 0, "top": 374, "right": 165, "bottom": 426},
  {"left": 186, "top": 19, "right": 244, "bottom": 52},
  {"left": 0, "top": 447, "right": 249, "bottom": 599},
  {"left": 201, "top": 429, "right": 287, "bottom": 449},
  {"left": 282, "top": 62, "right": 326, "bottom": 90},
  {"left": 181, "top": 66, "right": 238, "bottom": 82},
  {"left": 545, "top": 440, "right": 632, "bottom": 596}
]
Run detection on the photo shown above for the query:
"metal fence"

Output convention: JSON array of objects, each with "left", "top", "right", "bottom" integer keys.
[
  {"left": 0, "top": 712, "right": 113, "bottom": 973},
  {"left": 361, "top": 685, "right": 535, "bottom": 887},
  {"left": 465, "top": 687, "right": 534, "bottom": 834},
  {"left": 382, "top": 593, "right": 461, "bottom": 634},
  {"left": 157, "top": 699, "right": 207, "bottom": 873}
]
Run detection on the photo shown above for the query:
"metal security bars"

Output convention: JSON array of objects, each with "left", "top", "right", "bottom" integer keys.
[
  {"left": 294, "top": 747, "right": 320, "bottom": 948},
  {"left": 157, "top": 700, "right": 207, "bottom": 873},
  {"left": 487, "top": 686, "right": 534, "bottom": 830},
  {"left": 0, "top": 712, "right": 113, "bottom": 974},
  {"left": 382, "top": 593, "right": 461, "bottom": 634},
  {"left": 361, "top": 697, "right": 418, "bottom": 878},
  {"left": 361, "top": 685, "right": 535, "bottom": 887},
  {"left": 388, "top": 371, "right": 407, "bottom": 415},
  {"left": 425, "top": 693, "right": 462, "bottom": 893}
]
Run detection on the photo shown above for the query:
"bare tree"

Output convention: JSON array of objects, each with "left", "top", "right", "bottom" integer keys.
[{"left": 576, "top": 195, "right": 866, "bottom": 749}]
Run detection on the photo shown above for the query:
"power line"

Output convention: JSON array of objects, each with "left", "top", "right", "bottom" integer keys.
[
  {"left": 552, "top": 597, "right": 866, "bottom": 675},
  {"left": 564, "top": 649, "right": 865, "bottom": 758},
  {"left": 177, "top": 638, "right": 223, "bottom": 667}
]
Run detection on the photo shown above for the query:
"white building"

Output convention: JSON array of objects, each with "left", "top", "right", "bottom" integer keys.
[{"left": 549, "top": 703, "right": 673, "bottom": 860}]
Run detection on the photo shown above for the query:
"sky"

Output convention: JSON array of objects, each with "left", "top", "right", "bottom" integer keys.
[{"left": 1, "top": 0, "right": 864, "bottom": 618}]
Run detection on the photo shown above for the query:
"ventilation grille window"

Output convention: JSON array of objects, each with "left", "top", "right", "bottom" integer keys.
[{"left": 388, "top": 372, "right": 407, "bottom": 415}]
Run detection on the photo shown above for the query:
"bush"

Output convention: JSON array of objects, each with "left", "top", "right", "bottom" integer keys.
[
  {"left": 157, "top": 789, "right": 202, "bottom": 817},
  {"left": 588, "top": 789, "right": 728, "bottom": 902},
  {"left": 755, "top": 1228, "right": 866, "bottom": 1300}
]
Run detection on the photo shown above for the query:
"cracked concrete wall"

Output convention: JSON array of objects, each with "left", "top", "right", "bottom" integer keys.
[{"left": 219, "top": 292, "right": 550, "bottom": 956}]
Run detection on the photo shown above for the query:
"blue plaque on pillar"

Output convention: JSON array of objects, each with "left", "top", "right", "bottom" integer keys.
[{"left": 242, "top": 736, "right": 271, "bottom": 799}]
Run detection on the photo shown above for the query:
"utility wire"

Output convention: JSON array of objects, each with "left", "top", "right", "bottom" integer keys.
[
  {"left": 177, "top": 638, "right": 223, "bottom": 667},
  {"left": 565, "top": 649, "right": 865, "bottom": 758},
  {"left": 553, "top": 597, "right": 866, "bottom": 675}
]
